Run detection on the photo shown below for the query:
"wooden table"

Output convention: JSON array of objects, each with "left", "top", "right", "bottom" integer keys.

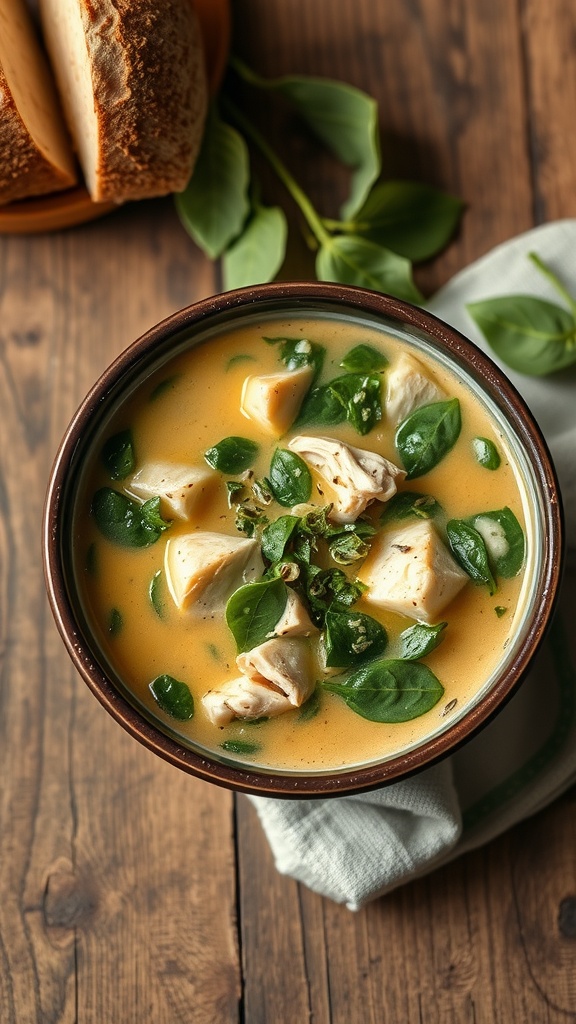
[{"left": 2, "top": 1, "right": 576, "bottom": 1020}]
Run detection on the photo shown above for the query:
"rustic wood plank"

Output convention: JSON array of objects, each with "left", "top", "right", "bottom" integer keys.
[{"left": 0, "top": 202, "right": 242, "bottom": 1023}]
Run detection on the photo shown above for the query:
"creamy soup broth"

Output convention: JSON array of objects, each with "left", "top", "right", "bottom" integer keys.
[{"left": 73, "top": 314, "right": 531, "bottom": 772}]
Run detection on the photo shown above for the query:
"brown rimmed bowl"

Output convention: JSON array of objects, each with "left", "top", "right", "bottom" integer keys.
[{"left": 43, "top": 283, "right": 564, "bottom": 798}]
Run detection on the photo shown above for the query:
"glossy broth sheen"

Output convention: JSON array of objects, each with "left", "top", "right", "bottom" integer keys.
[{"left": 74, "top": 316, "right": 530, "bottom": 773}]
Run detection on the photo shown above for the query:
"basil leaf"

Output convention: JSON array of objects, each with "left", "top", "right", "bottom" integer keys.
[
  {"left": 263, "top": 336, "right": 325, "bottom": 380},
  {"left": 472, "top": 437, "right": 501, "bottom": 470},
  {"left": 467, "top": 296, "right": 576, "bottom": 376},
  {"left": 107, "top": 608, "right": 123, "bottom": 636},
  {"left": 324, "top": 608, "right": 388, "bottom": 668},
  {"left": 380, "top": 491, "right": 442, "bottom": 524},
  {"left": 298, "top": 688, "right": 321, "bottom": 722},
  {"left": 399, "top": 621, "right": 447, "bottom": 661},
  {"left": 297, "top": 372, "right": 382, "bottom": 435},
  {"left": 339, "top": 343, "right": 388, "bottom": 373},
  {"left": 446, "top": 519, "right": 497, "bottom": 595},
  {"left": 353, "top": 181, "right": 464, "bottom": 262},
  {"left": 222, "top": 202, "right": 287, "bottom": 289},
  {"left": 204, "top": 436, "right": 259, "bottom": 474},
  {"left": 92, "top": 488, "right": 167, "bottom": 547},
  {"left": 328, "top": 532, "right": 372, "bottom": 565},
  {"left": 469, "top": 507, "right": 525, "bottom": 578},
  {"left": 234, "top": 62, "right": 380, "bottom": 220},
  {"left": 220, "top": 739, "right": 261, "bottom": 755},
  {"left": 324, "top": 658, "right": 444, "bottom": 722},
  {"left": 101, "top": 430, "right": 135, "bottom": 481},
  {"left": 226, "top": 578, "right": 288, "bottom": 653},
  {"left": 149, "top": 569, "right": 165, "bottom": 619},
  {"left": 149, "top": 675, "right": 194, "bottom": 721},
  {"left": 317, "top": 235, "right": 423, "bottom": 305},
  {"left": 396, "top": 399, "right": 461, "bottom": 479},
  {"left": 261, "top": 515, "right": 300, "bottom": 563},
  {"left": 269, "top": 448, "right": 312, "bottom": 506},
  {"left": 175, "top": 105, "right": 250, "bottom": 259}
]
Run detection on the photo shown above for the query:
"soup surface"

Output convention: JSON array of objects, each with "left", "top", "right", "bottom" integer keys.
[{"left": 73, "top": 313, "right": 531, "bottom": 773}]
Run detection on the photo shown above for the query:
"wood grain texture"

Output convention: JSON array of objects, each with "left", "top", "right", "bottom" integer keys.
[{"left": 2, "top": 0, "right": 576, "bottom": 1020}]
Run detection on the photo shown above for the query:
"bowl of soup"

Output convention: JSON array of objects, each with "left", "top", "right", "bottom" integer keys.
[{"left": 43, "top": 283, "right": 563, "bottom": 796}]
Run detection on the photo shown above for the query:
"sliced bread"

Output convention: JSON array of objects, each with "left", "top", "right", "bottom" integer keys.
[
  {"left": 0, "top": 0, "right": 78, "bottom": 204},
  {"left": 38, "top": 0, "right": 208, "bottom": 203}
]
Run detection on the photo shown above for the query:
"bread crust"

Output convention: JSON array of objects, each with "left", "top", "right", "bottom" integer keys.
[{"left": 80, "top": 0, "right": 208, "bottom": 202}]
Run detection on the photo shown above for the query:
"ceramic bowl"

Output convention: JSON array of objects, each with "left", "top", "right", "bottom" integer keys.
[{"left": 43, "top": 283, "right": 563, "bottom": 797}]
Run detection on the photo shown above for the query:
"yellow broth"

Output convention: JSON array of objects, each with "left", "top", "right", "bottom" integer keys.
[{"left": 73, "top": 315, "right": 531, "bottom": 772}]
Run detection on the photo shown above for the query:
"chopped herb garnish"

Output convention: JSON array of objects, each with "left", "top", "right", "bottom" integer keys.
[{"left": 495, "top": 606, "right": 508, "bottom": 618}]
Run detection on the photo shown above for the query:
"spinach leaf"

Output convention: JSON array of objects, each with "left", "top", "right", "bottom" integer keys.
[
  {"left": 467, "top": 296, "right": 576, "bottom": 376},
  {"left": 263, "top": 336, "right": 325, "bottom": 381},
  {"left": 107, "top": 608, "right": 123, "bottom": 636},
  {"left": 222, "top": 201, "right": 287, "bottom": 289},
  {"left": 101, "top": 430, "right": 135, "bottom": 481},
  {"left": 175, "top": 105, "right": 250, "bottom": 259},
  {"left": 324, "top": 608, "right": 388, "bottom": 668},
  {"left": 317, "top": 235, "right": 423, "bottom": 305},
  {"left": 149, "top": 569, "right": 165, "bottom": 619},
  {"left": 339, "top": 343, "right": 388, "bottom": 373},
  {"left": 399, "top": 621, "right": 447, "bottom": 661},
  {"left": 324, "top": 659, "right": 444, "bottom": 722},
  {"left": 149, "top": 375, "right": 180, "bottom": 402},
  {"left": 472, "top": 437, "right": 501, "bottom": 470},
  {"left": 469, "top": 507, "right": 525, "bottom": 578},
  {"left": 149, "top": 675, "right": 194, "bottom": 721},
  {"left": 298, "top": 689, "right": 321, "bottom": 722},
  {"left": 220, "top": 739, "right": 261, "bottom": 755},
  {"left": 269, "top": 448, "right": 312, "bottom": 506},
  {"left": 297, "top": 372, "right": 382, "bottom": 435},
  {"left": 92, "top": 488, "right": 170, "bottom": 547},
  {"left": 226, "top": 354, "right": 256, "bottom": 370},
  {"left": 204, "top": 436, "right": 259, "bottom": 474},
  {"left": 226, "top": 578, "right": 288, "bottom": 653},
  {"left": 351, "top": 181, "right": 464, "bottom": 262},
  {"left": 232, "top": 60, "right": 381, "bottom": 220},
  {"left": 446, "top": 519, "right": 497, "bottom": 595},
  {"left": 380, "top": 491, "right": 442, "bottom": 524},
  {"left": 396, "top": 399, "right": 461, "bottom": 479},
  {"left": 261, "top": 515, "right": 300, "bottom": 563}
]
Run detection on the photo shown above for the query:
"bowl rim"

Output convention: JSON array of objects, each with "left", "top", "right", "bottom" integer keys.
[{"left": 42, "top": 281, "right": 565, "bottom": 798}]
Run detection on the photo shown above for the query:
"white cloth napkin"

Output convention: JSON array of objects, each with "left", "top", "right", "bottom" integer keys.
[{"left": 248, "top": 221, "right": 576, "bottom": 910}]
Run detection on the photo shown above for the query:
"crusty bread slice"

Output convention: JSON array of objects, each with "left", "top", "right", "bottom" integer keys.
[
  {"left": 0, "top": 0, "right": 78, "bottom": 204},
  {"left": 38, "top": 0, "right": 208, "bottom": 203}
]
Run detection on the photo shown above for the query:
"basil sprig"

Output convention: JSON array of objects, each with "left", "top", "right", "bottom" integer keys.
[
  {"left": 467, "top": 252, "right": 576, "bottom": 376},
  {"left": 324, "top": 659, "right": 444, "bottom": 723},
  {"left": 204, "top": 436, "right": 259, "bottom": 474},
  {"left": 92, "top": 488, "right": 170, "bottom": 547},
  {"left": 176, "top": 60, "right": 462, "bottom": 296},
  {"left": 149, "top": 675, "right": 194, "bottom": 721},
  {"left": 396, "top": 399, "right": 461, "bottom": 478},
  {"left": 101, "top": 430, "right": 136, "bottom": 481},
  {"left": 226, "top": 578, "right": 289, "bottom": 653}
]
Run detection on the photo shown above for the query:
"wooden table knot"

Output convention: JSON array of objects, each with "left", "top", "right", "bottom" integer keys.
[{"left": 43, "top": 868, "right": 98, "bottom": 931}]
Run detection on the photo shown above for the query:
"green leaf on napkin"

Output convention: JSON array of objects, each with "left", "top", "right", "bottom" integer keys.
[{"left": 467, "top": 252, "right": 576, "bottom": 376}]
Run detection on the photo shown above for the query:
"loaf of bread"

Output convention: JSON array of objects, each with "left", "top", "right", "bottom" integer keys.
[
  {"left": 38, "top": 0, "right": 208, "bottom": 203},
  {"left": 0, "top": 0, "right": 78, "bottom": 204}
]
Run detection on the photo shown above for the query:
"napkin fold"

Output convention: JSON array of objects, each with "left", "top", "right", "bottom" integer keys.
[{"left": 248, "top": 220, "right": 576, "bottom": 910}]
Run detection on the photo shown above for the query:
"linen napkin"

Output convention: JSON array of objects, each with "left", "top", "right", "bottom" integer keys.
[{"left": 247, "top": 220, "right": 576, "bottom": 910}]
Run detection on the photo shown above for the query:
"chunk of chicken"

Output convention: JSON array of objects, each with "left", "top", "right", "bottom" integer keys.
[
  {"left": 386, "top": 353, "right": 445, "bottom": 425},
  {"left": 129, "top": 462, "right": 216, "bottom": 520},
  {"left": 359, "top": 519, "right": 468, "bottom": 623},
  {"left": 164, "top": 532, "right": 263, "bottom": 617},
  {"left": 202, "top": 677, "right": 292, "bottom": 726},
  {"left": 236, "top": 637, "right": 314, "bottom": 707},
  {"left": 240, "top": 364, "right": 314, "bottom": 436},
  {"left": 288, "top": 435, "right": 405, "bottom": 523},
  {"left": 270, "top": 589, "right": 317, "bottom": 638}
]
